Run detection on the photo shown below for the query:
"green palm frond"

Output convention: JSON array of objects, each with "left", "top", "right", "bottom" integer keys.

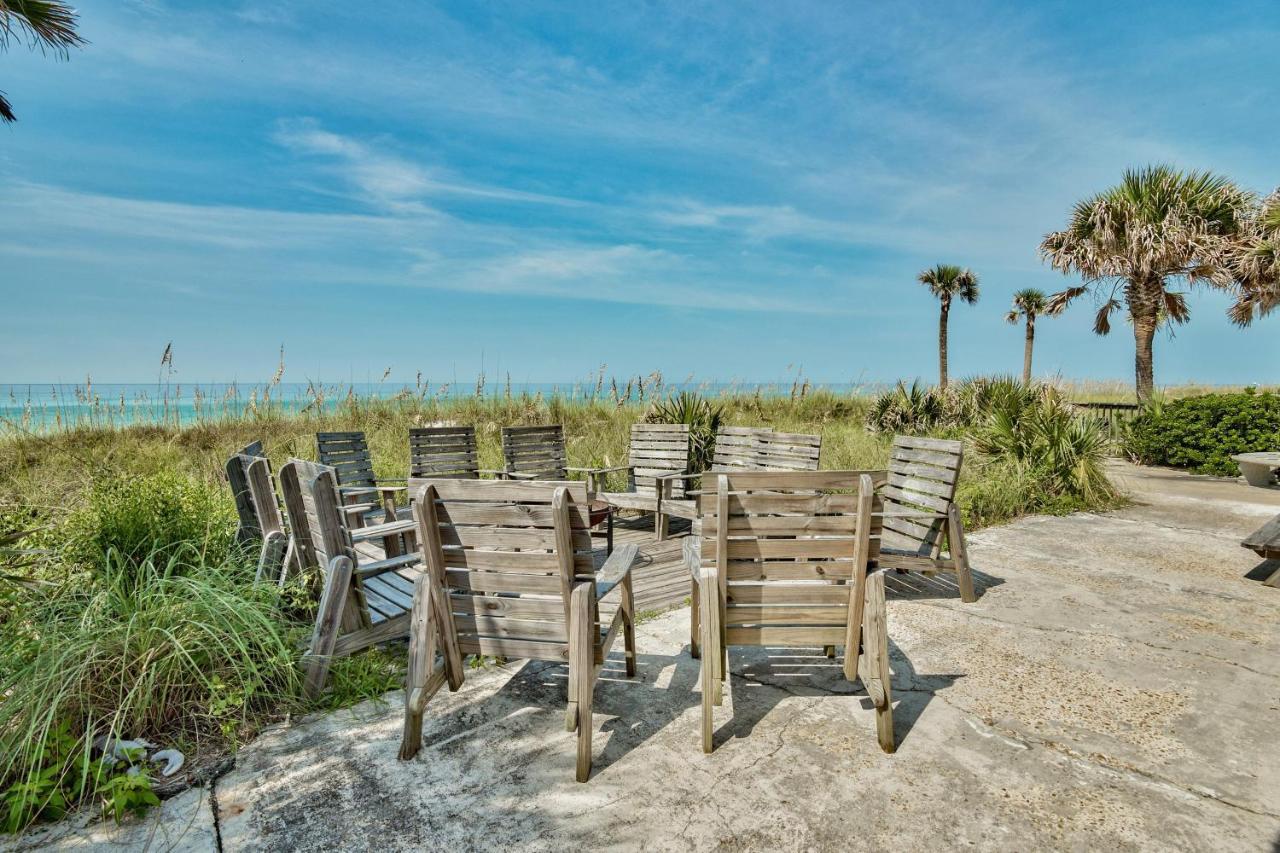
[{"left": 917, "top": 264, "right": 980, "bottom": 304}]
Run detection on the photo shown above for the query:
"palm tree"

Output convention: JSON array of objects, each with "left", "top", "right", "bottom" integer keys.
[
  {"left": 1005, "top": 288, "right": 1047, "bottom": 385},
  {"left": 1040, "top": 166, "right": 1255, "bottom": 402},
  {"left": 0, "top": 1, "right": 85, "bottom": 123},
  {"left": 1229, "top": 190, "right": 1280, "bottom": 324},
  {"left": 917, "top": 264, "right": 979, "bottom": 390}
]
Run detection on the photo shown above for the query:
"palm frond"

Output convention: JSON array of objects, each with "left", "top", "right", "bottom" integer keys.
[
  {"left": 0, "top": 0, "right": 86, "bottom": 53},
  {"left": 1092, "top": 299, "right": 1121, "bottom": 335},
  {"left": 1045, "top": 286, "right": 1088, "bottom": 315}
]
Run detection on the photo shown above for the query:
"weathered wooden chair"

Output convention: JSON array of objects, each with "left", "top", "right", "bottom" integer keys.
[
  {"left": 398, "top": 479, "right": 640, "bottom": 782},
  {"left": 594, "top": 423, "right": 693, "bottom": 540},
  {"left": 1241, "top": 512, "right": 1280, "bottom": 587},
  {"left": 876, "top": 435, "right": 976, "bottom": 603},
  {"left": 408, "top": 425, "right": 509, "bottom": 480},
  {"left": 756, "top": 430, "right": 824, "bottom": 471},
  {"left": 499, "top": 424, "right": 614, "bottom": 551},
  {"left": 317, "top": 430, "right": 408, "bottom": 554},
  {"left": 688, "top": 470, "right": 894, "bottom": 753},
  {"left": 660, "top": 427, "right": 822, "bottom": 523},
  {"left": 278, "top": 458, "right": 421, "bottom": 696},
  {"left": 225, "top": 441, "right": 296, "bottom": 583}
]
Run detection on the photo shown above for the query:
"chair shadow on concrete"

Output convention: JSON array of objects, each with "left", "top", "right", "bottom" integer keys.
[
  {"left": 411, "top": 646, "right": 704, "bottom": 778},
  {"left": 882, "top": 562, "right": 1005, "bottom": 602},
  {"left": 710, "top": 638, "right": 961, "bottom": 752}
]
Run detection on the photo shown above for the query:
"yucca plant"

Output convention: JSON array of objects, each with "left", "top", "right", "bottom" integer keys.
[
  {"left": 647, "top": 392, "right": 723, "bottom": 472},
  {"left": 865, "top": 380, "right": 945, "bottom": 433}
]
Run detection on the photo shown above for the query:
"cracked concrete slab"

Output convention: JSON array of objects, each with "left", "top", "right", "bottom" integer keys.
[
  {"left": 2, "top": 785, "right": 217, "bottom": 852},
  {"left": 206, "top": 461, "right": 1279, "bottom": 851}
]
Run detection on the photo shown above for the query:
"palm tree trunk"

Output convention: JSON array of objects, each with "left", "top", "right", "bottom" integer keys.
[
  {"left": 1128, "top": 278, "right": 1161, "bottom": 403},
  {"left": 1022, "top": 315, "right": 1035, "bottom": 385},
  {"left": 938, "top": 298, "right": 950, "bottom": 390}
]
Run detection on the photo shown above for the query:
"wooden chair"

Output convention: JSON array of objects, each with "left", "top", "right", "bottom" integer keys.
[
  {"left": 318, "top": 430, "right": 409, "bottom": 555},
  {"left": 278, "top": 458, "right": 422, "bottom": 696},
  {"left": 661, "top": 427, "right": 822, "bottom": 523},
  {"left": 688, "top": 470, "right": 895, "bottom": 753},
  {"left": 1241, "top": 512, "right": 1280, "bottom": 587},
  {"left": 225, "top": 441, "right": 297, "bottom": 583},
  {"left": 594, "top": 423, "right": 693, "bottom": 540},
  {"left": 876, "top": 435, "right": 976, "bottom": 603},
  {"left": 398, "top": 479, "right": 640, "bottom": 782},
  {"left": 499, "top": 424, "right": 614, "bottom": 551},
  {"left": 756, "top": 430, "right": 823, "bottom": 471},
  {"left": 409, "top": 425, "right": 511, "bottom": 480}
]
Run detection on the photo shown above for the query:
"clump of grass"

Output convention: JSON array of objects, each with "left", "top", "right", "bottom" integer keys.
[{"left": 0, "top": 544, "right": 301, "bottom": 831}]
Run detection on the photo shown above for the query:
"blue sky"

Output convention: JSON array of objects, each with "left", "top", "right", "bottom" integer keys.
[{"left": 1, "top": 0, "right": 1277, "bottom": 386}]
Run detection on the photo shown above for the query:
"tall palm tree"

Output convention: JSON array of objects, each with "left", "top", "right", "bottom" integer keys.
[
  {"left": 1040, "top": 166, "right": 1255, "bottom": 402},
  {"left": 1005, "top": 288, "right": 1047, "bottom": 385},
  {"left": 0, "top": 1, "right": 85, "bottom": 123},
  {"left": 917, "top": 264, "right": 979, "bottom": 390}
]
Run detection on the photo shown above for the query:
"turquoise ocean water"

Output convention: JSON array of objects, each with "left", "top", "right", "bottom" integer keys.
[{"left": 0, "top": 380, "right": 882, "bottom": 433}]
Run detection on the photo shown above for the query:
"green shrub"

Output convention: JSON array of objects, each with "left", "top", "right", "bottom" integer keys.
[
  {"left": 647, "top": 392, "right": 724, "bottom": 473},
  {"left": 1124, "top": 390, "right": 1280, "bottom": 475},
  {"left": 62, "top": 471, "right": 237, "bottom": 575}
]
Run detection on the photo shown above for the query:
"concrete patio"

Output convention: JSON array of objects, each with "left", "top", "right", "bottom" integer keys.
[{"left": 12, "top": 462, "right": 1280, "bottom": 852}]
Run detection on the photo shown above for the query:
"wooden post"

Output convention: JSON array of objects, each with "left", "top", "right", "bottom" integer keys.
[
  {"left": 399, "top": 569, "right": 439, "bottom": 760},
  {"left": 843, "top": 475, "right": 875, "bottom": 681}
]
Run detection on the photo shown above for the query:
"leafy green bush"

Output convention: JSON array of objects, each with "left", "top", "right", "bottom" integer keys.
[
  {"left": 1124, "top": 390, "right": 1280, "bottom": 475},
  {"left": 62, "top": 471, "right": 237, "bottom": 575},
  {"left": 0, "top": 545, "right": 300, "bottom": 832},
  {"left": 971, "top": 396, "right": 1116, "bottom": 504}
]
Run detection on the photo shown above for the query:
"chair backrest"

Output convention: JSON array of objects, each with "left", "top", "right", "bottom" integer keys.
[
  {"left": 411, "top": 479, "right": 596, "bottom": 661},
  {"left": 279, "top": 458, "right": 356, "bottom": 573},
  {"left": 409, "top": 426, "right": 479, "bottom": 479},
  {"left": 627, "top": 423, "right": 692, "bottom": 497},
  {"left": 695, "top": 470, "right": 883, "bottom": 648},
  {"left": 316, "top": 431, "right": 377, "bottom": 491},
  {"left": 501, "top": 425, "right": 568, "bottom": 480},
  {"left": 882, "top": 435, "right": 964, "bottom": 557},
  {"left": 755, "top": 430, "right": 822, "bottom": 471},
  {"left": 709, "top": 426, "right": 773, "bottom": 471},
  {"left": 226, "top": 441, "right": 286, "bottom": 543}
]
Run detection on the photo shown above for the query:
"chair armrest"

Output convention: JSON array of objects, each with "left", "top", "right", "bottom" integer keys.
[
  {"left": 589, "top": 465, "right": 633, "bottom": 475},
  {"left": 505, "top": 471, "right": 539, "bottom": 480},
  {"left": 340, "top": 502, "right": 378, "bottom": 517},
  {"left": 654, "top": 471, "right": 697, "bottom": 482},
  {"left": 350, "top": 518, "right": 418, "bottom": 543},
  {"left": 338, "top": 485, "right": 377, "bottom": 496},
  {"left": 595, "top": 543, "right": 639, "bottom": 601},
  {"left": 564, "top": 466, "right": 597, "bottom": 474}
]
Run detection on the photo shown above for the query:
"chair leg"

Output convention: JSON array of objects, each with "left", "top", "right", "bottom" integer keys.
[
  {"left": 948, "top": 504, "right": 977, "bottom": 603},
  {"left": 823, "top": 645, "right": 836, "bottom": 659},
  {"left": 303, "top": 556, "right": 353, "bottom": 699},
  {"left": 698, "top": 573, "right": 716, "bottom": 754},
  {"left": 689, "top": 575, "right": 701, "bottom": 659},
  {"left": 656, "top": 509, "right": 669, "bottom": 541},
  {"left": 570, "top": 585, "right": 595, "bottom": 782},
  {"left": 622, "top": 574, "right": 637, "bottom": 677},
  {"left": 606, "top": 512, "right": 614, "bottom": 556},
  {"left": 862, "top": 571, "right": 895, "bottom": 753},
  {"left": 399, "top": 572, "right": 439, "bottom": 760}
]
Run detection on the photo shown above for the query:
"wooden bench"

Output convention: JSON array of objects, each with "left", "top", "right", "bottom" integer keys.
[
  {"left": 687, "top": 470, "right": 895, "bottom": 753},
  {"left": 1241, "top": 513, "right": 1280, "bottom": 587},
  {"left": 398, "top": 479, "right": 640, "bottom": 782}
]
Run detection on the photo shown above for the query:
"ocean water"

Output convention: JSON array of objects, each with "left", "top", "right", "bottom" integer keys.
[{"left": 0, "top": 379, "right": 883, "bottom": 433}]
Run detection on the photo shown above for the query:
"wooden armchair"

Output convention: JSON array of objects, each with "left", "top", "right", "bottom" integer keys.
[
  {"left": 398, "top": 479, "right": 640, "bottom": 782},
  {"left": 877, "top": 435, "right": 976, "bottom": 603},
  {"left": 499, "top": 424, "right": 614, "bottom": 551},
  {"left": 225, "top": 441, "right": 297, "bottom": 583},
  {"left": 593, "top": 423, "right": 692, "bottom": 540},
  {"left": 660, "top": 427, "right": 822, "bottom": 523},
  {"left": 688, "top": 470, "right": 895, "bottom": 753},
  {"left": 278, "top": 458, "right": 422, "bottom": 696},
  {"left": 410, "top": 425, "right": 509, "bottom": 480}
]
